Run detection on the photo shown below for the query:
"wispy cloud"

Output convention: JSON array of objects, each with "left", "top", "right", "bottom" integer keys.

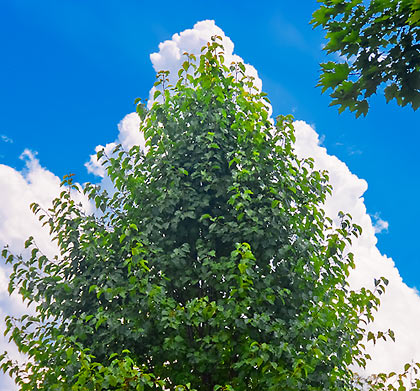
[
  {"left": 0, "top": 134, "right": 13, "bottom": 144},
  {"left": 333, "top": 141, "right": 363, "bottom": 156},
  {"left": 372, "top": 213, "right": 389, "bottom": 234},
  {"left": 348, "top": 147, "right": 363, "bottom": 156}
]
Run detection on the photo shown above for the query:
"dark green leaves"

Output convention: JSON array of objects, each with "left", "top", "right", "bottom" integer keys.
[
  {"left": 312, "top": 0, "right": 420, "bottom": 116},
  {"left": 318, "top": 62, "right": 351, "bottom": 93}
]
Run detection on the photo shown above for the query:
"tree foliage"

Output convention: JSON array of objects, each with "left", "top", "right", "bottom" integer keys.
[
  {"left": 312, "top": 0, "right": 420, "bottom": 117},
  {"left": 0, "top": 37, "right": 400, "bottom": 390}
]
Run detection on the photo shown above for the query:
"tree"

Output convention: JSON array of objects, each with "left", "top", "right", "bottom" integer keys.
[
  {"left": 1, "top": 36, "right": 386, "bottom": 390},
  {"left": 312, "top": 0, "right": 420, "bottom": 117}
]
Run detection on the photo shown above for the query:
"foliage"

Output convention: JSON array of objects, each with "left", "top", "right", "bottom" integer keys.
[
  {"left": 312, "top": 0, "right": 420, "bottom": 117},
  {"left": 0, "top": 37, "right": 391, "bottom": 390},
  {"left": 354, "top": 362, "right": 420, "bottom": 390}
]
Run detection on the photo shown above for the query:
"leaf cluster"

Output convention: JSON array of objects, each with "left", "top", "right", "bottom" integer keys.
[{"left": 312, "top": 0, "right": 420, "bottom": 116}]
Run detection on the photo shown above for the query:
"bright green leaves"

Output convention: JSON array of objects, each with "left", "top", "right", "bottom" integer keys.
[
  {"left": 312, "top": 0, "right": 420, "bottom": 116},
  {"left": 312, "top": 5, "right": 335, "bottom": 27},
  {"left": 410, "top": 0, "right": 420, "bottom": 25},
  {"left": 233, "top": 243, "right": 256, "bottom": 293},
  {"left": 70, "top": 349, "right": 174, "bottom": 391},
  {"left": 135, "top": 98, "right": 147, "bottom": 120}
]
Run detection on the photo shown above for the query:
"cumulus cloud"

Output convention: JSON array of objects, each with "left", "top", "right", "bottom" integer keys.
[
  {"left": 294, "top": 121, "right": 420, "bottom": 375},
  {"left": 0, "top": 151, "right": 92, "bottom": 390},
  {"left": 85, "top": 20, "right": 266, "bottom": 182},
  {"left": 0, "top": 269, "right": 24, "bottom": 391},
  {"left": 0, "top": 151, "right": 61, "bottom": 390},
  {"left": 85, "top": 141, "right": 118, "bottom": 178},
  {"left": 0, "top": 150, "right": 60, "bottom": 256},
  {"left": 148, "top": 20, "right": 263, "bottom": 108},
  {"left": 85, "top": 112, "right": 144, "bottom": 178}
]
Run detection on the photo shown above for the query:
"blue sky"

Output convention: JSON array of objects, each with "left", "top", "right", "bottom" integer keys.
[
  {"left": 1, "top": 0, "right": 418, "bottom": 287},
  {"left": 1, "top": 1, "right": 420, "bottom": 388}
]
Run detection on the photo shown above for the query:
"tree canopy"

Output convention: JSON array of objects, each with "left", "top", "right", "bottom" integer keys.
[
  {"left": 0, "top": 37, "right": 400, "bottom": 390},
  {"left": 312, "top": 0, "right": 420, "bottom": 117}
]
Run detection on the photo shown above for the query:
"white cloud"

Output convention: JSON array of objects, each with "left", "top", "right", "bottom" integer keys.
[
  {"left": 85, "top": 18, "right": 267, "bottom": 182},
  {"left": 293, "top": 121, "right": 420, "bottom": 376},
  {"left": 372, "top": 213, "right": 389, "bottom": 234},
  {"left": 0, "top": 113, "right": 142, "bottom": 387},
  {"left": 85, "top": 112, "right": 144, "bottom": 179},
  {"left": 0, "top": 135, "right": 13, "bottom": 144},
  {"left": 0, "top": 151, "right": 61, "bottom": 390},
  {"left": 0, "top": 150, "right": 60, "bottom": 257},
  {"left": 85, "top": 141, "right": 118, "bottom": 178},
  {"left": 117, "top": 112, "right": 145, "bottom": 151},
  {"left": 0, "top": 151, "right": 92, "bottom": 390},
  {"left": 148, "top": 20, "right": 263, "bottom": 108}
]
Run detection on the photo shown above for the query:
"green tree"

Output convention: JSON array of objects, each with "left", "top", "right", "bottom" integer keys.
[
  {"left": 312, "top": 0, "right": 420, "bottom": 117},
  {"left": 1, "top": 37, "right": 385, "bottom": 390}
]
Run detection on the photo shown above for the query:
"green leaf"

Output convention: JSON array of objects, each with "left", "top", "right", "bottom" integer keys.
[
  {"left": 238, "top": 263, "right": 247, "bottom": 274},
  {"left": 154, "top": 90, "right": 162, "bottom": 100},
  {"left": 66, "top": 347, "right": 74, "bottom": 360},
  {"left": 318, "top": 63, "right": 350, "bottom": 93}
]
